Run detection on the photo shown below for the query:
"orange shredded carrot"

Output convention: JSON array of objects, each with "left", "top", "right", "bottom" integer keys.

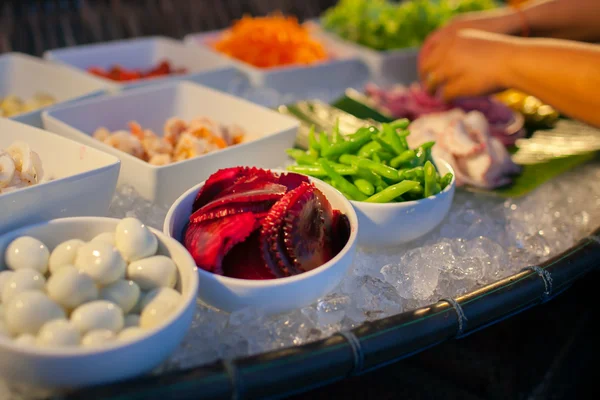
[{"left": 211, "top": 14, "right": 328, "bottom": 69}]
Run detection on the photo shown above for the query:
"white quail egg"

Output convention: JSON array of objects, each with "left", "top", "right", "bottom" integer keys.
[
  {"left": 48, "top": 239, "right": 85, "bottom": 274},
  {"left": 127, "top": 255, "right": 177, "bottom": 290},
  {"left": 5, "top": 236, "right": 49, "bottom": 273},
  {"left": 14, "top": 334, "right": 37, "bottom": 346},
  {"left": 139, "top": 288, "right": 181, "bottom": 330},
  {"left": 70, "top": 300, "right": 124, "bottom": 334},
  {"left": 75, "top": 241, "right": 126, "bottom": 285},
  {"left": 81, "top": 329, "right": 116, "bottom": 348},
  {"left": 0, "top": 270, "right": 14, "bottom": 299},
  {"left": 91, "top": 232, "right": 116, "bottom": 246},
  {"left": 0, "top": 320, "right": 9, "bottom": 338},
  {"left": 118, "top": 327, "right": 145, "bottom": 341},
  {"left": 46, "top": 266, "right": 98, "bottom": 310},
  {"left": 4, "top": 291, "right": 66, "bottom": 335},
  {"left": 99, "top": 280, "right": 140, "bottom": 314},
  {"left": 36, "top": 319, "right": 80, "bottom": 347},
  {"left": 115, "top": 218, "right": 157, "bottom": 262},
  {"left": 1, "top": 268, "right": 45, "bottom": 304}
]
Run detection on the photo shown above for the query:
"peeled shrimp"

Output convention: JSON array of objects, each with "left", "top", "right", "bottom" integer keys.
[
  {"left": 148, "top": 153, "right": 172, "bottom": 166},
  {"left": 93, "top": 127, "right": 112, "bottom": 142},
  {"left": 0, "top": 152, "right": 16, "bottom": 188},
  {"left": 143, "top": 135, "right": 173, "bottom": 157},
  {"left": 173, "top": 133, "right": 215, "bottom": 161},
  {"left": 103, "top": 131, "right": 146, "bottom": 159},
  {"left": 163, "top": 118, "right": 187, "bottom": 146},
  {"left": 6, "top": 142, "right": 44, "bottom": 184}
]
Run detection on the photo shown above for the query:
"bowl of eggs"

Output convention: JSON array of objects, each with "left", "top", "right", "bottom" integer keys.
[{"left": 0, "top": 217, "right": 198, "bottom": 388}]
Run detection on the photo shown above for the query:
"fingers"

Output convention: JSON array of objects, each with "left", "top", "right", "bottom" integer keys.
[{"left": 440, "top": 76, "right": 484, "bottom": 101}]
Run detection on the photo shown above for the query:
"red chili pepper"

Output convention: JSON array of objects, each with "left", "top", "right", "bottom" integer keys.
[{"left": 86, "top": 60, "right": 185, "bottom": 82}]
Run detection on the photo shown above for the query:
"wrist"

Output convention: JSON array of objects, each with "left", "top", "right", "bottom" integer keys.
[{"left": 495, "top": 37, "right": 527, "bottom": 90}]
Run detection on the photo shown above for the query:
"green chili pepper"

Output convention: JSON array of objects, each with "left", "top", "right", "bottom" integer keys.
[
  {"left": 440, "top": 172, "right": 454, "bottom": 190},
  {"left": 357, "top": 141, "right": 381, "bottom": 157},
  {"left": 390, "top": 150, "right": 416, "bottom": 168},
  {"left": 332, "top": 118, "right": 344, "bottom": 144},
  {"left": 390, "top": 118, "right": 410, "bottom": 130},
  {"left": 423, "top": 161, "right": 439, "bottom": 198},
  {"left": 322, "top": 133, "right": 371, "bottom": 158},
  {"left": 286, "top": 164, "right": 357, "bottom": 177},
  {"left": 381, "top": 124, "right": 406, "bottom": 155},
  {"left": 371, "top": 152, "right": 381, "bottom": 163},
  {"left": 373, "top": 135, "right": 396, "bottom": 155},
  {"left": 409, "top": 147, "right": 427, "bottom": 168},
  {"left": 318, "top": 132, "right": 331, "bottom": 157},
  {"left": 376, "top": 151, "right": 394, "bottom": 162},
  {"left": 420, "top": 141, "right": 435, "bottom": 150},
  {"left": 308, "top": 125, "right": 320, "bottom": 151},
  {"left": 348, "top": 126, "right": 377, "bottom": 140},
  {"left": 357, "top": 158, "right": 400, "bottom": 181},
  {"left": 353, "top": 178, "right": 375, "bottom": 196},
  {"left": 339, "top": 154, "right": 360, "bottom": 166},
  {"left": 319, "top": 159, "right": 367, "bottom": 201},
  {"left": 285, "top": 149, "right": 317, "bottom": 165},
  {"left": 357, "top": 166, "right": 388, "bottom": 189},
  {"left": 401, "top": 166, "right": 425, "bottom": 183},
  {"left": 365, "top": 180, "right": 421, "bottom": 203},
  {"left": 407, "top": 184, "right": 424, "bottom": 197},
  {"left": 399, "top": 135, "right": 409, "bottom": 151}
]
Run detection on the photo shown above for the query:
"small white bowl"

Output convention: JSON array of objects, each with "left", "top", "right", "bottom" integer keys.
[
  {"left": 42, "top": 81, "right": 300, "bottom": 206},
  {"left": 351, "top": 160, "right": 455, "bottom": 248},
  {"left": 0, "top": 118, "right": 120, "bottom": 235},
  {"left": 164, "top": 170, "right": 358, "bottom": 315},
  {"left": 0, "top": 52, "right": 110, "bottom": 128},
  {"left": 183, "top": 28, "right": 370, "bottom": 97},
  {"left": 0, "top": 217, "right": 198, "bottom": 388},
  {"left": 43, "top": 36, "right": 231, "bottom": 91}
]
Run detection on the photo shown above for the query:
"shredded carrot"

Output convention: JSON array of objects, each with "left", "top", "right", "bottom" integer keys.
[{"left": 211, "top": 14, "right": 328, "bottom": 69}]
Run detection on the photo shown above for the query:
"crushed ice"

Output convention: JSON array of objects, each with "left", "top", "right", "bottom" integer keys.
[{"left": 3, "top": 161, "right": 600, "bottom": 398}]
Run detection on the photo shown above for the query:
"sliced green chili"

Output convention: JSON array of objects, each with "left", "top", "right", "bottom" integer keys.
[
  {"left": 357, "top": 158, "right": 400, "bottom": 181},
  {"left": 319, "top": 159, "right": 367, "bottom": 201},
  {"left": 365, "top": 180, "right": 420, "bottom": 203},
  {"left": 390, "top": 150, "right": 416, "bottom": 168}
]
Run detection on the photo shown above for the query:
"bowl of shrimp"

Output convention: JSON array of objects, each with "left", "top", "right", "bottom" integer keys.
[
  {"left": 0, "top": 118, "right": 120, "bottom": 235},
  {"left": 41, "top": 81, "right": 300, "bottom": 206}
]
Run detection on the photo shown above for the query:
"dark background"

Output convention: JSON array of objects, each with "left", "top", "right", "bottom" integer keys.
[{"left": 2, "top": 1, "right": 595, "bottom": 399}]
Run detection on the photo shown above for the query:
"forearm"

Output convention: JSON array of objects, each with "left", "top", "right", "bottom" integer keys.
[
  {"left": 500, "top": 38, "right": 600, "bottom": 127},
  {"left": 520, "top": 0, "right": 600, "bottom": 42}
]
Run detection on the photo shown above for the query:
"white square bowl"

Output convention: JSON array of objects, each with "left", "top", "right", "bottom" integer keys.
[
  {"left": 182, "top": 28, "right": 369, "bottom": 90},
  {"left": 0, "top": 118, "right": 120, "bottom": 235},
  {"left": 0, "top": 53, "right": 110, "bottom": 128},
  {"left": 305, "top": 22, "right": 420, "bottom": 86},
  {"left": 43, "top": 36, "right": 232, "bottom": 91},
  {"left": 41, "top": 81, "right": 300, "bottom": 207}
]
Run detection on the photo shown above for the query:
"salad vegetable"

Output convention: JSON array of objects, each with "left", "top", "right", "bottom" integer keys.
[
  {"left": 286, "top": 119, "right": 452, "bottom": 202},
  {"left": 321, "top": 0, "right": 497, "bottom": 51}
]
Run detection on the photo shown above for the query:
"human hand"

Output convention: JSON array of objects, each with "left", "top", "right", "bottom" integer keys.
[
  {"left": 418, "top": 29, "right": 517, "bottom": 101},
  {"left": 419, "top": 9, "right": 520, "bottom": 67}
]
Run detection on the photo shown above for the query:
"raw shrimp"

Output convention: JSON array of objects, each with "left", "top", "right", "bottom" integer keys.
[
  {"left": 164, "top": 118, "right": 187, "bottom": 146},
  {"left": 173, "top": 133, "right": 216, "bottom": 161},
  {"left": 93, "top": 127, "right": 112, "bottom": 142},
  {"left": 143, "top": 134, "right": 173, "bottom": 157},
  {"left": 6, "top": 142, "right": 44, "bottom": 184},
  {"left": 0, "top": 151, "right": 16, "bottom": 188},
  {"left": 103, "top": 131, "right": 146, "bottom": 159}
]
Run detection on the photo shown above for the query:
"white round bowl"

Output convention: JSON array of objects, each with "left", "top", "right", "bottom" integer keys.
[
  {"left": 0, "top": 217, "right": 198, "bottom": 388},
  {"left": 351, "top": 159, "right": 456, "bottom": 248},
  {"left": 164, "top": 170, "right": 358, "bottom": 315}
]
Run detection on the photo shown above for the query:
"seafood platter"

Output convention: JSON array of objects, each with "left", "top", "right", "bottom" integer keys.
[{"left": 1, "top": 2, "right": 600, "bottom": 399}]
